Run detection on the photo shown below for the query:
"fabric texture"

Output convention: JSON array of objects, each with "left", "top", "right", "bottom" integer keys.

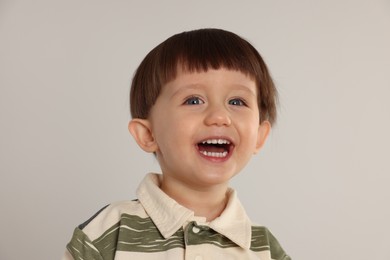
[{"left": 63, "top": 173, "right": 291, "bottom": 260}]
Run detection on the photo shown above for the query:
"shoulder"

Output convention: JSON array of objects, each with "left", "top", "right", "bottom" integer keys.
[
  {"left": 79, "top": 200, "right": 148, "bottom": 240},
  {"left": 65, "top": 200, "right": 150, "bottom": 260},
  {"left": 250, "top": 225, "right": 291, "bottom": 260}
]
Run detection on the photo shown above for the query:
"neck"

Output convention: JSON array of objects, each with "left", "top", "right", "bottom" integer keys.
[{"left": 160, "top": 176, "right": 229, "bottom": 222}]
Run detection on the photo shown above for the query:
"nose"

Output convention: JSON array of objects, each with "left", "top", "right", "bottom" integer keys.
[{"left": 204, "top": 105, "right": 232, "bottom": 127}]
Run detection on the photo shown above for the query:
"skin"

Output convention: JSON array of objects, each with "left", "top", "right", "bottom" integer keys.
[{"left": 129, "top": 68, "right": 270, "bottom": 221}]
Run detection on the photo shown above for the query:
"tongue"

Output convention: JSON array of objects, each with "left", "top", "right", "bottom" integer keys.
[{"left": 198, "top": 144, "right": 226, "bottom": 153}]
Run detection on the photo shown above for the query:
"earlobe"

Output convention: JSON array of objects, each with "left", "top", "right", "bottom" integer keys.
[
  {"left": 128, "top": 119, "right": 158, "bottom": 153},
  {"left": 254, "top": 120, "right": 271, "bottom": 154}
]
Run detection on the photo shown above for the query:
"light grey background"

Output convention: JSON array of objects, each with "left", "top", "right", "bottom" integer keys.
[{"left": 1, "top": 1, "right": 389, "bottom": 259}]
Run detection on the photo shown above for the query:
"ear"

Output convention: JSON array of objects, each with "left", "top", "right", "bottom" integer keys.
[
  {"left": 128, "top": 119, "right": 158, "bottom": 153},
  {"left": 254, "top": 120, "right": 271, "bottom": 154}
]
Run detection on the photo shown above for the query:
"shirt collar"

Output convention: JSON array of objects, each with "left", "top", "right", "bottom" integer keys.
[{"left": 136, "top": 173, "right": 252, "bottom": 250}]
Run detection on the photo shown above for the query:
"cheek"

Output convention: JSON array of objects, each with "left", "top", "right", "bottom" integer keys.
[
  {"left": 235, "top": 112, "right": 259, "bottom": 129},
  {"left": 237, "top": 118, "right": 261, "bottom": 146},
  {"left": 153, "top": 115, "right": 192, "bottom": 149}
]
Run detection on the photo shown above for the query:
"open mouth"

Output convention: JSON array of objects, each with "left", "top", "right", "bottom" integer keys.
[{"left": 196, "top": 138, "right": 233, "bottom": 158}]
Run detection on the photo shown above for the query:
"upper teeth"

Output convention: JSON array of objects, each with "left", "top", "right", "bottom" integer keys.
[{"left": 202, "top": 139, "right": 230, "bottom": 145}]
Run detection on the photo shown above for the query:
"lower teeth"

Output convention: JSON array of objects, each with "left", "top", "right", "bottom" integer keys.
[{"left": 201, "top": 151, "right": 228, "bottom": 158}]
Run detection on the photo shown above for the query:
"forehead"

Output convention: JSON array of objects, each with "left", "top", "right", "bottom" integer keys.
[{"left": 163, "top": 67, "right": 257, "bottom": 95}]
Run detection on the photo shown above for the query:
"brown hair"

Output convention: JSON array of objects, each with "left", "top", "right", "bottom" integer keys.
[{"left": 130, "top": 28, "right": 278, "bottom": 124}]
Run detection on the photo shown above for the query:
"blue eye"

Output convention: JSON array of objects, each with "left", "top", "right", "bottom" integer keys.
[
  {"left": 184, "top": 96, "right": 204, "bottom": 105},
  {"left": 229, "top": 98, "right": 246, "bottom": 106}
]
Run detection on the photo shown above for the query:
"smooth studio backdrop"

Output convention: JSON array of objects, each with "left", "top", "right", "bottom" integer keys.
[{"left": 1, "top": 1, "right": 389, "bottom": 259}]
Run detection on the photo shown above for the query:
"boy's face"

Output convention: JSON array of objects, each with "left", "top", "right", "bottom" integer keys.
[{"left": 130, "top": 68, "right": 270, "bottom": 189}]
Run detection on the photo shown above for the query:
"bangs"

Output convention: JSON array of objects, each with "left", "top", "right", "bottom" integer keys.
[{"left": 157, "top": 29, "right": 261, "bottom": 84}]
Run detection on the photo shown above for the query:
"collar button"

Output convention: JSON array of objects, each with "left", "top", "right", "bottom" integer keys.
[{"left": 192, "top": 226, "right": 201, "bottom": 234}]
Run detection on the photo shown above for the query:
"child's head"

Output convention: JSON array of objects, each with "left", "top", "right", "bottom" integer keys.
[
  {"left": 130, "top": 28, "right": 277, "bottom": 125},
  {"left": 129, "top": 28, "right": 277, "bottom": 188}
]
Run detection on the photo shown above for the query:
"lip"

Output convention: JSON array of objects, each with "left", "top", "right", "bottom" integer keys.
[{"left": 195, "top": 136, "right": 235, "bottom": 162}]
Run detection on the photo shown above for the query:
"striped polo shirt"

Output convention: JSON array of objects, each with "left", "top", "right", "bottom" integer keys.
[{"left": 63, "top": 173, "right": 290, "bottom": 260}]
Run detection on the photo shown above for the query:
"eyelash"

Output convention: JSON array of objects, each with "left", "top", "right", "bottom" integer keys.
[
  {"left": 183, "top": 96, "right": 204, "bottom": 105},
  {"left": 183, "top": 96, "right": 248, "bottom": 106},
  {"left": 228, "top": 98, "right": 247, "bottom": 106}
]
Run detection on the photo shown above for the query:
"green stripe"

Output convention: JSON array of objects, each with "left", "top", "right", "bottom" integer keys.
[
  {"left": 95, "top": 214, "right": 185, "bottom": 254},
  {"left": 93, "top": 222, "right": 120, "bottom": 260},
  {"left": 93, "top": 214, "right": 241, "bottom": 253},
  {"left": 266, "top": 228, "right": 291, "bottom": 260},
  {"left": 251, "top": 226, "right": 290, "bottom": 260},
  {"left": 250, "top": 226, "right": 271, "bottom": 252},
  {"left": 66, "top": 227, "right": 104, "bottom": 260}
]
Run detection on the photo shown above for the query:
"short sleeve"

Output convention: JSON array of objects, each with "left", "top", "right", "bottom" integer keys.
[
  {"left": 65, "top": 227, "right": 104, "bottom": 260},
  {"left": 267, "top": 228, "right": 291, "bottom": 260}
]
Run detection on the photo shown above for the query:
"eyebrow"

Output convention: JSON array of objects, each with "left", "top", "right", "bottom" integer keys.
[
  {"left": 170, "top": 83, "right": 256, "bottom": 98},
  {"left": 231, "top": 84, "right": 257, "bottom": 96},
  {"left": 170, "top": 84, "right": 202, "bottom": 98}
]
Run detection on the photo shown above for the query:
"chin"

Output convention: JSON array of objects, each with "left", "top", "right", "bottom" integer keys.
[{"left": 196, "top": 171, "right": 237, "bottom": 186}]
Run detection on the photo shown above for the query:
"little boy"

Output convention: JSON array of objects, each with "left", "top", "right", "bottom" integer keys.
[{"left": 63, "top": 28, "right": 291, "bottom": 260}]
